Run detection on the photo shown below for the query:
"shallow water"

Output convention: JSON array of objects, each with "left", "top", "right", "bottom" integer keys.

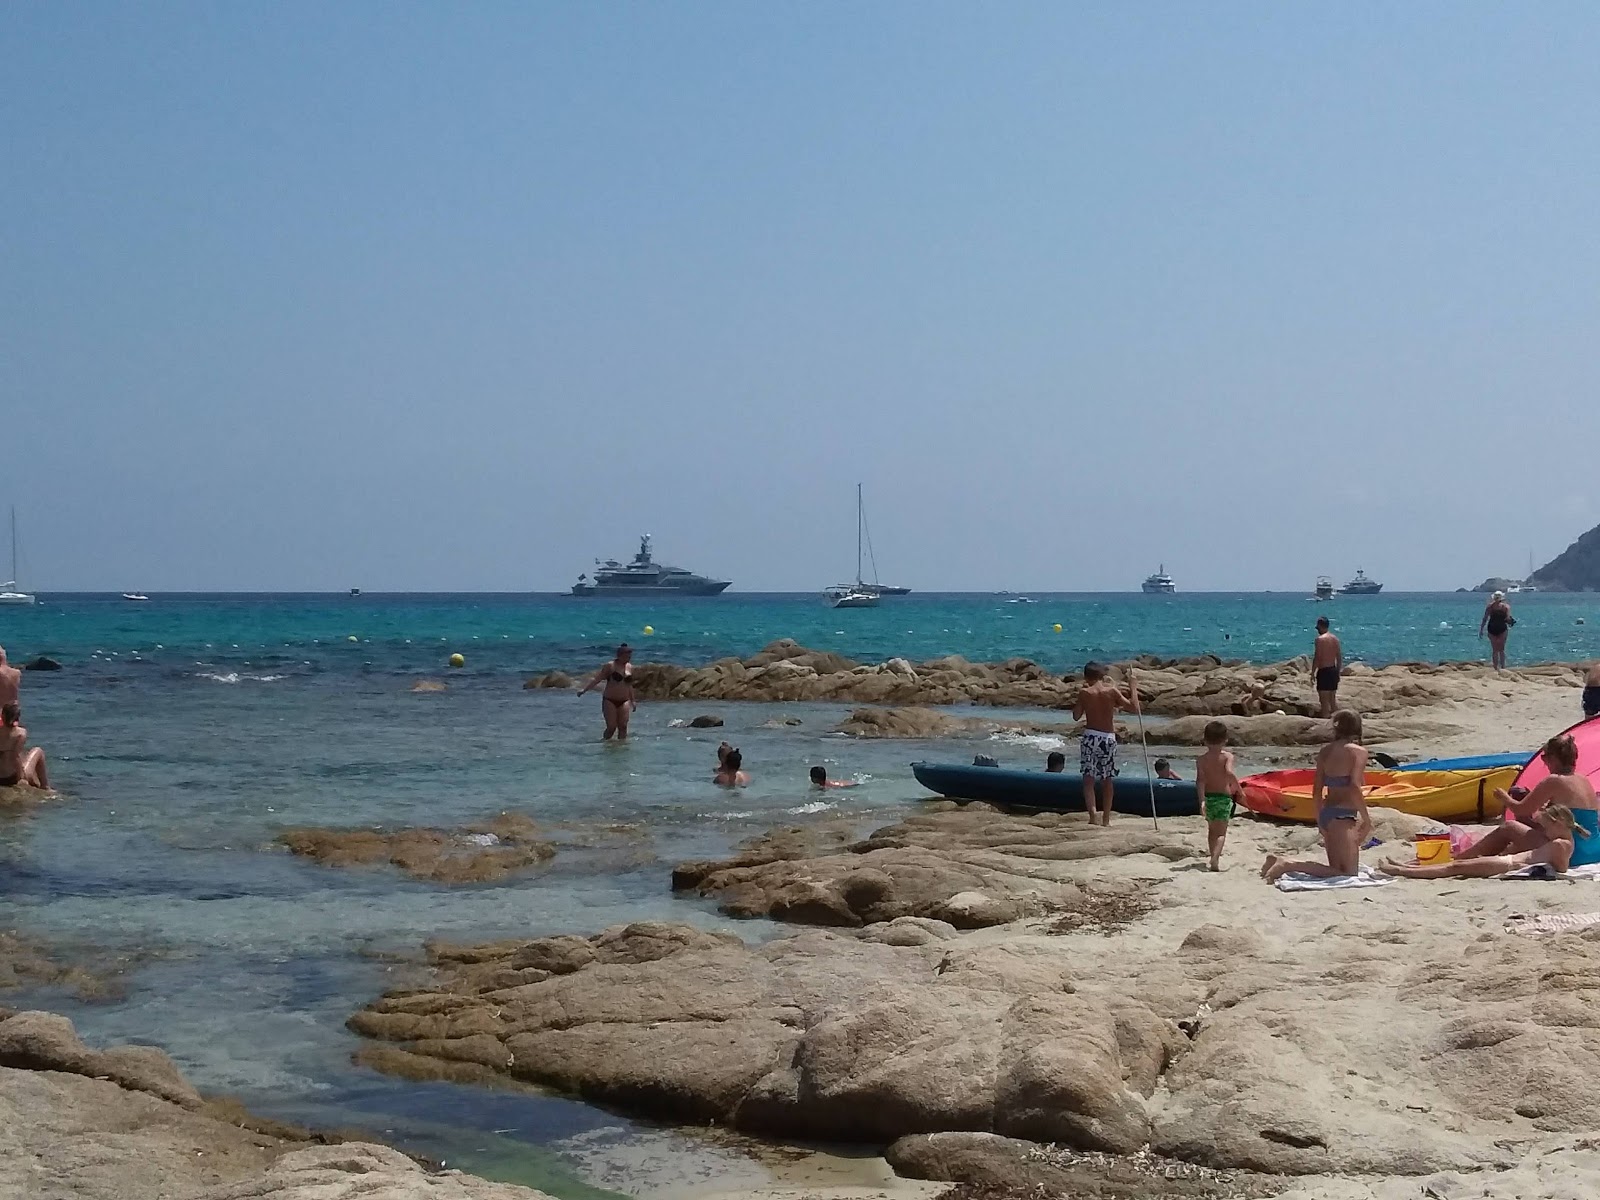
[{"left": 2, "top": 591, "right": 1596, "bottom": 1194}]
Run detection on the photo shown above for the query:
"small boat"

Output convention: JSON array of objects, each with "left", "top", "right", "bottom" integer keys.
[
  {"left": 1141, "top": 565, "right": 1176, "bottom": 594},
  {"left": 349, "top": 588, "right": 362, "bottom": 596},
  {"left": 1006, "top": 596, "right": 1036, "bottom": 604},
  {"left": 827, "top": 588, "right": 879, "bottom": 609},
  {"left": 1337, "top": 570, "right": 1383, "bottom": 595},
  {"left": 1315, "top": 576, "right": 1335, "bottom": 600},
  {"left": 1239, "top": 766, "right": 1517, "bottom": 824},
  {"left": 0, "top": 508, "right": 36, "bottom": 606},
  {"left": 1397, "top": 752, "right": 1528, "bottom": 773},
  {"left": 121, "top": 592, "right": 150, "bottom": 602},
  {"left": 911, "top": 760, "right": 1199, "bottom": 817}
]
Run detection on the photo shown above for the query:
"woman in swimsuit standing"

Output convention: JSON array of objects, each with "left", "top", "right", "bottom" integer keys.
[
  {"left": 1479, "top": 590, "right": 1513, "bottom": 672},
  {"left": 1262, "top": 709, "right": 1373, "bottom": 883},
  {"left": 578, "top": 643, "right": 637, "bottom": 741}
]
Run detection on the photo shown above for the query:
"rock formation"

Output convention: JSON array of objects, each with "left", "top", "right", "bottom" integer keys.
[
  {"left": 277, "top": 813, "right": 554, "bottom": 884},
  {"left": 0, "top": 1010, "right": 557, "bottom": 1200}
]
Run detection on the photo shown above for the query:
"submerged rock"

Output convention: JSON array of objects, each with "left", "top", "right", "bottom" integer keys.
[
  {"left": 522, "top": 671, "right": 573, "bottom": 689},
  {"left": 21, "top": 655, "right": 61, "bottom": 671},
  {"left": 687, "top": 714, "right": 724, "bottom": 728},
  {"left": 277, "top": 813, "right": 554, "bottom": 884}
]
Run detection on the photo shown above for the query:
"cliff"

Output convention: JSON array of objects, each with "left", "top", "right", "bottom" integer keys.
[{"left": 1527, "top": 522, "right": 1600, "bottom": 592}]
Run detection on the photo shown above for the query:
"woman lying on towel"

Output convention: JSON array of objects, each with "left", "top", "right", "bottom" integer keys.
[{"left": 1380, "top": 805, "right": 1581, "bottom": 879}]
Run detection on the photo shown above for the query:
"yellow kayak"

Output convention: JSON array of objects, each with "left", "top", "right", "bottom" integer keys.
[{"left": 1240, "top": 766, "right": 1517, "bottom": 824}]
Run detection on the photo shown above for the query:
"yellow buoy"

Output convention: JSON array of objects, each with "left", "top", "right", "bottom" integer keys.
[
  {"left": 1053, "top": 623, "right": 1062, "bottom": 633},
  {"left": 449, "top": 653, "right": 465, "bottom": 668},
  {"left": 643, "top": 625, "right": 655, "bottom": 636},
  {"left": 347, "top": 635, "right": 359, "bottom": 642}
]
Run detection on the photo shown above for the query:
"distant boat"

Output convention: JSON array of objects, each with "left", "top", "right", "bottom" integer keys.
[
  {"left": 1315, "top": 576, "right": 1334, "bottom": 600},
  {"left": 349, "top": 588, "right": 362, "bottom": 596},
  {"left": 0, "top": 508, "right": 36, "bottom": 606},
  {"left": 1338, "top": 570, "right": 1383, "bottom": 595},
  {"left": 121, "top": 592, "right": 150, "bottom": 602},
  {"left": 825, "top": 484, "right": 905, "bottom": 602},
  {"left": 1141, "top": 565, "right": 1176, "bottom": 594},
  {"left": 1007, "top": 596, "right": 1036, "bottom": 604},
  {"left": 571, "top": 535, "right": 731, "bottom": 596}
]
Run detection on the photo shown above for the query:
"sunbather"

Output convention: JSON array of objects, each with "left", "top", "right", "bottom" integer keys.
[{"left": 1380, "top": 805, "right": 1580, "bottom": 878}]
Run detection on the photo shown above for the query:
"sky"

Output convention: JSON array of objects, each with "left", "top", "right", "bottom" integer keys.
[{"left": 4, "top": 3, "right": 1599, "bottom": 592}]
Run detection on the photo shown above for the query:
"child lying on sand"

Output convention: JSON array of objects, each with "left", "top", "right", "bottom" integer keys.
[{"left": 1380, "top": 805, "right": 1581, "bottom": 878}]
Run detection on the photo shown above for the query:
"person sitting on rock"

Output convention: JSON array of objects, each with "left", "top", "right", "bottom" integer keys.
[
  {"left": 1381, "top": 805, "right": 1580, "bottom": 879},
  {"left": 809, "top": 766, "right": 856, "bottom": 789},
  {"left": 0, "top": 704, "right": 48, "bottom": 789},
  {"left": 1262, "top": 709, "right": 1371, "bottom": 883},
  {"left": 713, "top": 748, "right": 750, "bottom": 787},
  {"left": 1044, "top": 751, "right": 1066, "bottom": 773},
  {"left": 1154, "top": 758, "right": 1182, "bottom": 780}
]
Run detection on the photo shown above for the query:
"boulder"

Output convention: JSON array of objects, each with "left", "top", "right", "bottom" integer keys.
[
  {"left": 0, "top": 1010, "right": 201, "bottom": 1108},
  {"left": 687, "top": 714, "right": 724, "bottom": 728},
  {"left": 522, "top": 671, "right": 573, "bottom": 689},
  {"left": 22, "top": 656, "right": 61, "bottom": 671},
  {"left": 277, "top": 813, "right": 554, "bottom": 884}
]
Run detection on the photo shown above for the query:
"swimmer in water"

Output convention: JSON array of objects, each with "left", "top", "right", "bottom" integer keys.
[
  {"left": 809, "top": 766, "right": 857, "bottom": 789},
  {"left": 0, "top": 704, "right": 48, "bottom": 789},
  {"left": 577, "top": 643, "right": 637, "bottom": 741},
  {"left": 714, "top": 748, "right": 750, "bottom": 787}
]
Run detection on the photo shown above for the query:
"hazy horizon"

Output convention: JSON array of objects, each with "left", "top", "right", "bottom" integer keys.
[{"left": 5, "top": 5, "right": 1597, "bottom": 593}]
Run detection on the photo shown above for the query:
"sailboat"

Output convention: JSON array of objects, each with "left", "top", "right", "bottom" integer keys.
[
  {"left": 0, "top": 508, "right": 37, "bottom": 605},
  {"left": 825, "top": 484, "right": 881, "bottom": 608}
]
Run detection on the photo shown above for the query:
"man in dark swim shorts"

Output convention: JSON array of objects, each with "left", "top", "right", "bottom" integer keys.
[{"left": 1312, "top": 617, "right": 1342, "bottom": 718}]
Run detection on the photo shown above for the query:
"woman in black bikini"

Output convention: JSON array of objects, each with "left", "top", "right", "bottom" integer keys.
[
  {"left": 578, "top": 644, "right": 637, "bottom": 741},
  {"left": 1479, "top": 591, "right": 1513, "bottom": 672}
]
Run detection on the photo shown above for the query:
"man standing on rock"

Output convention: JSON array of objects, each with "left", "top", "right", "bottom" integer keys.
[
  {"left": 0, "top": 647, "right": 19, "bottom": 713},
  {"left": 1312, "top": 618, "right": 1342, "bottom": 718},
  {"left": 1072, "top": 662, "right": 1139, "bottom": 826}
]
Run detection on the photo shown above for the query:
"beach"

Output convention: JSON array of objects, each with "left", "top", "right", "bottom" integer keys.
[{"left": 6, "top": 591, "right": 1600, "bottom": 1197}]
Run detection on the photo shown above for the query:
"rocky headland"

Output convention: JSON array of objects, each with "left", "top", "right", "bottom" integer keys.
[{"left": 348, "top": 802, "right": 1600, "bottom": 1198}]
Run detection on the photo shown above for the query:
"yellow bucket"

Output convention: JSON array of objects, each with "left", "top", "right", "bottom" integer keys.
[{"left": 1414, "top": 834, "right": 1452, "bottom": 866}]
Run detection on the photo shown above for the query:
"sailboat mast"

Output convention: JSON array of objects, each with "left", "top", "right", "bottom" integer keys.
[
  {"left": 855, "top": 483, "right": 863, "bottom": 585},
  {"left": 9, "top": 507, "right": 15, "bottom": 584}
]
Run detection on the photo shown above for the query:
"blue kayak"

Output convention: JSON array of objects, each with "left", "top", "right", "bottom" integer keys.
[
  {"left": 1398, "top": 752, "right": 1529, "bottom": 772},
  {"left": 911, "top": 760, "right": 1200, "bottom": 817}
]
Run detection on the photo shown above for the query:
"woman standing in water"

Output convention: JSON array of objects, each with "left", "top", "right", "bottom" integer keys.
[
  {"left": 1479, "top": 590, "right": 1513, "bottom": 672},
  {"left": 578, "top": 644, "right": 637, "bottom": 741},
  {"left": 1262, "top": 709, "right": 1373, "bottom": 883}
]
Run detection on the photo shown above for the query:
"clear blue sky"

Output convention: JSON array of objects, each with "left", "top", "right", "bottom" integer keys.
[{"left": 4, "top": 3, "right": 1597, "bottom": 591}]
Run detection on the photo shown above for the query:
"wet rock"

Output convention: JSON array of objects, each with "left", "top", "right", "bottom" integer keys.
[
  {"left": 193, "top": 1144, "right": 549, "bottom": 1199},
  {"left": 21, "top": 656, "right": 61, "bottom": 671},
  {"left": 278, "top": 813, "right": 554, "bottom": 884},
  {"left": 0, "top": 1010, "right": 201, "bottom": 1108},
  {"left": 410, "top": 679, "right": 447, "bottom": 693},
  {"left": 0, "top": 932, "right": 147, "bottom": 1002},
  {"left": 522, "top": 671, "right": 572, "bottom": 689},
  {"left": 687, "top": 714, "right": 724, "bottom": 728}
]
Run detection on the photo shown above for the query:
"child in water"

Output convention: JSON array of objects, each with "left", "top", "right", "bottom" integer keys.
[
  {"left": 1193, "top": 722, "right": 1238, "bottom": 872},
  {"left": 809, "top": 766, "right": 857, "bottom": 789}
]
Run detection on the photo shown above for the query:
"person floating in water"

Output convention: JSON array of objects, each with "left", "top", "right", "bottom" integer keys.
[
  {"left": 0, "top": 704, "right": 48, "bottom": 790},
  {"left": 714, "top": 748, "right": 750, "bottom": 787},
  {"left": 1193, "top": 724, "right": 1237, "bottom": 872},
  {"left": 1312, "top": 617, "right": 1342, "bottom": 718},
  {"left": 1479, "top": 591, "right": 1513, "bottom": 672},
  {"left": 577, "top": 643, "right": 637, "bottom": 741},
  {"left": 1072, "top": 662, "right": 1139, "bottom": 826},
  {"left": 1154, "top": 758, "right": 1182, "bottom": 780},
  {"left": 809, "top": 766, "right": 857, "bottom": 789},
  {"left": 1381, "top": 805, "right": 1580, "bottom": 879},
  {"left": 1262, "top": 709, "right": 1371, "bottom": 883}
]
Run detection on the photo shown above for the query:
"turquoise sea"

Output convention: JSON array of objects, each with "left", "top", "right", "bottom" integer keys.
[{"left": 3, "top": 590, "right": 1597, "bottom": 1195}]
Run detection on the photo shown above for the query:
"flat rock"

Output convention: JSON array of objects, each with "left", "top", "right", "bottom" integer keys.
[{"left": 277, "top": 812, "right": 554, "bottom": 884}]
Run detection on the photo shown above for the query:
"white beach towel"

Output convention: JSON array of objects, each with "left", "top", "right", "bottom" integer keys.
[
  {"left": 1506, "top": 911, "right": 1600, "bottom": 936},
  {"left": 1498, "top": 863, "right": 1600, "bottom": 881},
  {"left": 1275, "top": 867, "right": 1393, "bottom": 892}
]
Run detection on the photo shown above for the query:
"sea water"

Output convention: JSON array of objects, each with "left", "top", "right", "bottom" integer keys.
[{"left": 2, "top": 591, "right": 1596, "bottom": 1195}]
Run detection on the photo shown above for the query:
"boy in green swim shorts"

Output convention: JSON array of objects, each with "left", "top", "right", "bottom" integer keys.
[{"left": 1195, "top": 721, "right": 1240, "bottom": 872}]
